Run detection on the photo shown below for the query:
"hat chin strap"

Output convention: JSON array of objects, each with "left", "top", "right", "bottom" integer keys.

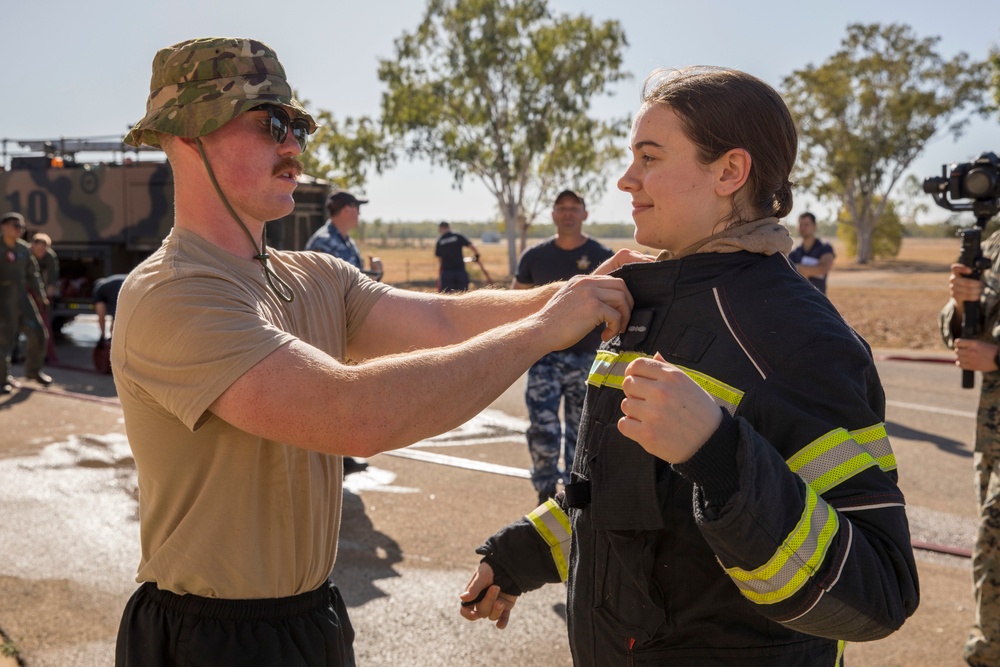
[{"left": 195, "top": 138, "right": 295, "bottom": 303}]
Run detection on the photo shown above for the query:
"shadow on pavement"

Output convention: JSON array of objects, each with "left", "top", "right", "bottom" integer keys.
[
  {"left": 885, "top": 420, "right": 971, "bottom": 458},
  {"left": 332, "top": 490, "right": 404, "bottom": 608}
]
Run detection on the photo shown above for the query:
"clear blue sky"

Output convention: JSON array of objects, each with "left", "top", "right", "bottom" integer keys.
[{"left": 2, "top": 0, "right": 998, "bottom": 225}]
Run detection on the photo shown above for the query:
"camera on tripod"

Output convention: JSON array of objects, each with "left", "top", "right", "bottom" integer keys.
[{"left": 924, "top": 151, "right": 1000, "bottom": 389}]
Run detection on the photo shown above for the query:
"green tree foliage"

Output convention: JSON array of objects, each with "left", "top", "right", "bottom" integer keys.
[
  {"left": 990, "top": 47, "right": 1000, "bottom": 114},
  {"left": 378, "top": 0, "right": 630, "bottom": 272},
  {"left": 837, "top": 197, "right": 903, "bottom": 259},
  {"left": 783, "top": 23, "right": 989, "bottom": 264},
  {"left": 297, "top": 93, "right": 395, "bottom": 192}
]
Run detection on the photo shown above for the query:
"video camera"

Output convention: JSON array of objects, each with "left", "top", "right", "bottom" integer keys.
[
  {"left": 924, "top": 152, "right": 1000, "bottom": 389},
  {"left": 923, "top": 151, "right": 1000, "bottom": 218}
]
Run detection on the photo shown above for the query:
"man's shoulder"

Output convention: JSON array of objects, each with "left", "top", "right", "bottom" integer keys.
[
  {"left": 305, "top": 223, "right": 335, "bottom": 249},
  {"left": 522, "top": 237, "right": 557, "bottom": 255},
  {"left": 584, "top": 237, "right": 614, "bottom": 256}
]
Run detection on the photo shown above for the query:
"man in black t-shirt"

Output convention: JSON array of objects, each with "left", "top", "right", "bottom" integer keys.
[
  {"left": 435, "top": 222, "right": 479, "bottom": 292},
  {"left": 513, "top": 190, "right": 614, "bottom": 503}
]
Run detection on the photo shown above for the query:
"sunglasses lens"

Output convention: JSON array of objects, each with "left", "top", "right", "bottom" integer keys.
[
  {"left": 290, "top": 120, "right": 309, "bottom": 151},
  {"left": 261, "top": 106, "right": 308, "bottom": 151},
  {"left": 267, "top": 107, "right": 289, "bottom": 145}
]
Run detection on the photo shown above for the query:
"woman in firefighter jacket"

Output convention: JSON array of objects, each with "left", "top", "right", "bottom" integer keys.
[{"left": 459, "top": 66, "right": 919, "bottom": 666}]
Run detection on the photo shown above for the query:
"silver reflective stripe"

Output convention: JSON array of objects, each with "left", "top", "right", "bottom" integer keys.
[
  {"left": 788, "top": 425, "right": 897, "bottom": 496},
  {"left": 527, "top": 499, "right": 572, "bottom": 582},
  {"left": 726, "top": 484, "right": 840, "bottom": 604}
]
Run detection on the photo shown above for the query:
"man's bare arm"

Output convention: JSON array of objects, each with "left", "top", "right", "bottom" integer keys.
[
  {"left": 508, "top": 248, "right": 652, "bottom": 293},
  {"left": 210, "top": 274, "right": 632, "bottom": 457},
  {"left": 347, "top": 282, "right": 561, "bottom": 360}
]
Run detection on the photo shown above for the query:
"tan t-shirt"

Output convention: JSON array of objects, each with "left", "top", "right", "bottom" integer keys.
[{"left": 112, "top": 227, "right": 391, "bottom": 598}]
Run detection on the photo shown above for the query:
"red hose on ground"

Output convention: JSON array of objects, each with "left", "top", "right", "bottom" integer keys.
[
  {"left": 911, "top": 540, "right": 972, "bottom": 559},
  {"left": 873, "top": 354, "right": 955, "bottom": 364}
]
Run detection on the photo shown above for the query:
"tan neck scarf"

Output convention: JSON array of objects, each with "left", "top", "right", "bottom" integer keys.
[{"left": 655, "top": 217, "right": 792, "bottom": 261}]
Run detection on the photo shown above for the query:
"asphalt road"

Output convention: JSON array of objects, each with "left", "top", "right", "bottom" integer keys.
[{"left": 0, "top": 320, "right": 981, "bottom": 666}]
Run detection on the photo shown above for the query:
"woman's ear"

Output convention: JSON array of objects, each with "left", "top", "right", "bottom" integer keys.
[{"left": 715, "top": 148, "right": 751, "bottom": 197}]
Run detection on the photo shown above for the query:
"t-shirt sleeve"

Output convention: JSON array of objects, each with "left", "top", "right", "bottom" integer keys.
[{"left": 118, "top": 275, "right": 295, "bottom": 432}]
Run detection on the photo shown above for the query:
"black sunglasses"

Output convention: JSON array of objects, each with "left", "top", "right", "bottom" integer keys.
[{"left": 254, "top": 105, "right": 310, "bottom": 151}]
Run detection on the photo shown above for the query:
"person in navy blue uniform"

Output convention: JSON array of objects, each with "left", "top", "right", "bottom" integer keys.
[
  {"left": 435, "top": 222, "right": 479, "bottom": 293},
  {"left": 306, "top": 191, "right": 382, "bottom": 281},
  {"left": 788, "top": 211, "right": 835, "bottom": 293},
  {"left": 513, "top": 190, "right": 614, "bottom": 504}
]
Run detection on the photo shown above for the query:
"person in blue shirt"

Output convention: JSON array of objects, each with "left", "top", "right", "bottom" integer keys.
[
  {"left": 513, "top": 190, "right": 614, "bottom": 503},
  {"left": 788, "top": 211, "right": 835, "bottom": 293},
  {"left": 306, "top": 191, "right": 382, "bottom": 281}
]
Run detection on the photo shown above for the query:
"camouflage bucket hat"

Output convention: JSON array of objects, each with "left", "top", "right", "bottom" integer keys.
[{"left": 124, "top": 37, "right": 316, "bottom": 148}]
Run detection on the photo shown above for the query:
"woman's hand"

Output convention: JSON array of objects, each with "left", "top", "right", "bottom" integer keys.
[{"left": 618, "top": 353, "right": 722, "bottom": 463}]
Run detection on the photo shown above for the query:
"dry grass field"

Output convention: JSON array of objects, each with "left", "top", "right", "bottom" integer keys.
[{"left": 354, "top": 235, "right": 960, "bottom": 352}]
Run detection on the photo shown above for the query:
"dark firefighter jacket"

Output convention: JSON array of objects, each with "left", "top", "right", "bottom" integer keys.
[{"left": 477, "top": 250, "right": 919, "bottom": 667}]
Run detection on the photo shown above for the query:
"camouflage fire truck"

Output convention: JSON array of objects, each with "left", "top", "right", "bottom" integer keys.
[{"left": 0, "top": 138, "right": 329, "bottom": 330}]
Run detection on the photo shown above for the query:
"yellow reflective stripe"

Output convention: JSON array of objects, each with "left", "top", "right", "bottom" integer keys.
[
  {"left": 588, "top": 350, "right": 649, "bottom": 388},
  {"left": 851, "top": 424, "right": 896, "bottom": 472},
  {"left": 788, "top": 424, "right": 896, "bottom": 495},
  {"left": 726, "top": 485, "right": 840, "bottom": 604},
  {"left": 835, "top": 640, "right": 846, "bottom": 666},
  {"left": 587, "top": 353, "right": 744, "bottom": 415},
  {"left": 673, "top": 364, "right": 743, "bottom": 416},
  {"left": 527, "top": 499, "right": 572, "bottom": 582}
]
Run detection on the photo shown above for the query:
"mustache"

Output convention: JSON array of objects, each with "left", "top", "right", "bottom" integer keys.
[{"left": 273, "top": 158, "right": 304, "bottom": 178}]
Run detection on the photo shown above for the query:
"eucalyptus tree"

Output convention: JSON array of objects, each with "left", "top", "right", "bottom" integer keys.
[
  {"left": 783, "top": 23, "right": 988, "bottom": 263},
  {"left": 298, "top": 104, "right": 395, "bottom": 192},
  {"left": 378, "top": 0, "right": 629, "bottom": 272}
]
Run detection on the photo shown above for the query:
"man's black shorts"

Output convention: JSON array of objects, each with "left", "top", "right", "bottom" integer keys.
[{"left": 115, "top": 580, "right": 355, "bottom": 666}]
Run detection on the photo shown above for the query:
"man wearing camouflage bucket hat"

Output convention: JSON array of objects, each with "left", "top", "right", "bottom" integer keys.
[{"left": 113, "top": 36, "right": 640, "bottom": 666}]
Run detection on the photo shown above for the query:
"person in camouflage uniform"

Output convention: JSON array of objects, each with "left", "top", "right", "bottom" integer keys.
[
  {"left": 30, "top": 233, "right": 60, "bottom": 300},
  {"left": 513, "top": 190, "right": 614, "bottom": 504},
  {"left": 29, "top": 232, "right": 60, "bottom": 361},
  {"left": 941, "top": 229, "right": 1000, "bottom": 667},
  {"left": 0, "top": 213, "right": 50, "bottom": 393}
]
